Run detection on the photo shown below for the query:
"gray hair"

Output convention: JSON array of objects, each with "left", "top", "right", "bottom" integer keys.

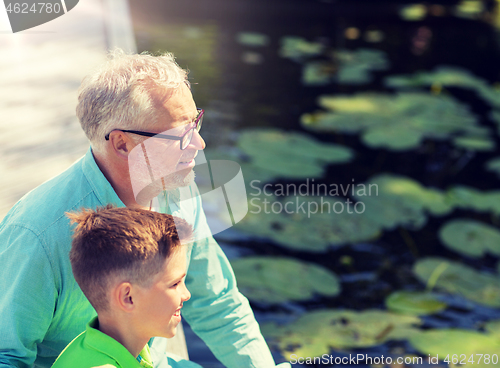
[{"left": 76, "top": 49, "right": 189, "bottom": 152}]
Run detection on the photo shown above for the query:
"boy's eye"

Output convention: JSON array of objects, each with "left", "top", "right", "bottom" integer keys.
[{"left": 170, "top": 276, "right": 186, "bottom": 288}]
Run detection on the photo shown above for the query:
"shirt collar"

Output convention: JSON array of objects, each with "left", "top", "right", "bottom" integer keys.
[
  {"left": 81, "top": 147, "right": 125, "bottom": 208},
  {"left": 85, "top": 317, "right": 153, "bottom": 368}
]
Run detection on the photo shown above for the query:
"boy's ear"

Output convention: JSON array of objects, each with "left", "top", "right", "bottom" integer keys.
[{"left": 114, "top": 282, "right": 135, "bottom": 312}]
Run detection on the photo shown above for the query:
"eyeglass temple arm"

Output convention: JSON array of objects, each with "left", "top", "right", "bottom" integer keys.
[{"left": 105, "top": 130, "right": 183, "bottom": 141}]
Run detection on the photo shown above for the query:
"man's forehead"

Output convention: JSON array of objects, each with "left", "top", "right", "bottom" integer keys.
[
  {"left": 154, "top": 84, "right": 197, "bottom": 123},
  {"left": 153, "top": 83, "right": 194, "bottom": 107}
]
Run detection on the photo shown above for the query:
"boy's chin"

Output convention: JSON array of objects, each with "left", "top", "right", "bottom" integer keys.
[{"left": 164, "top": 326, "right": 178, "bottom": 339}]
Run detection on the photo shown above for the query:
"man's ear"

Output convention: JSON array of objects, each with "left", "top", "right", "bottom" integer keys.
[
  {"left": 114, "top": 282, "right": 135, "bottom": 312},
  {"left": 108, "top": 131, "right": 136, "bottom": 160}
]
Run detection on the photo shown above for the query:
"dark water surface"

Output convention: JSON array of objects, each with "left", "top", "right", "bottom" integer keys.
[{"left": 129, "top": 1, "right": 500, "bottom": 366}]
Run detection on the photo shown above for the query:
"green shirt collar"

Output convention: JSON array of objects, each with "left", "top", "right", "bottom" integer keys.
[{"left": 85, "top": 317, "right": 154, "bottom": 368}]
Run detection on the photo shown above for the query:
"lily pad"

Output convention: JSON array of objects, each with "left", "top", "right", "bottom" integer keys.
[
  {"left": 230, "top": 256, "right": 340, "bottom": 304},
  {"left": 279, "top": 36, "right": 324, "bottom": 61},
  {"left": 439, "top": 219, "right": 500, "bottom": 257},
  {"left": 235, "top": 196, "right": 380, "bottom": 252},
  {"left": 204, "top": 129, "right": 353, "bottom": 185},
  {"left": 237, "top": 129, "right": 353, "bottom": 179},
  {"left": 385, "top": 66, "right": 500, "bottom": 109},
  {"left": 490, "top": 110, "right": 500, "bottom": 133},
  {"left": 386, "top": 291, "right": 447, "bottom": 315},
  {"left": 302, "top": 61, "right": 336, "bottom": 86},
  {"left": 453, "top": 135, "right": 495, "bottom": 151},
  {"left": 334, "top": 49, "right": 390, "bottom": 85},
  {"left": 236, "top": 32, "right": 270, "bottom": 47},
  {"left": 399, "top": 4, "right": 427, "bottom": 21},
  {"left": 446, "top": 186, "right": 491, "bottom": 211},
  {"left": 364, "top": 30, "right": 385, "bottom": 43},
  {"left": 446, "top": 186, "right": 500, "bottom": 216},
  {"left": 454, "top": 0, "right": 485, "bottom": 19},
  {"left": 358, "top": 195, "right": 427, "bottom": 230},
  {"left": 413, "top": 257, "right": 500, "bottom": 307},
  {"left": 301, "top": 92, "right": 481, "bottom": 151},
  {"left": 354, "top": 174, "right": 452, "bottom": 231},
  {"left": 301, "top": 48, "right": 389, "bottom": 86},
  {"left": 409, "top": 329, "right": 500, "bottom": 368},
  {"left": 484, "top": 320, "right": 500, "bottom": 340},
  {"left": 203, "top": 148, "right": 276, "bottom": 186},
  {"left": 386, "top": 66, "right": 483, "bottom": 89},
  {"left": 262, "top": 309, "right": 420, "bottom": 358}
]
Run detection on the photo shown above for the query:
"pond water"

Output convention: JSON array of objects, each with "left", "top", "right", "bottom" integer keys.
[{"left": 130, "top": 1, "right": 500, "bottom": 367}]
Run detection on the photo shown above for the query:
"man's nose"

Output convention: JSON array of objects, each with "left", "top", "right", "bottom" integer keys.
[{"left": 190, "top": 129, "right": 206, "bottom": 150}]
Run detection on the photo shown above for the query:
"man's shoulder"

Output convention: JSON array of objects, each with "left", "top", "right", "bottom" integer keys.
[{"left": 0, "top": 154, "right": 97, "bottom": 235}]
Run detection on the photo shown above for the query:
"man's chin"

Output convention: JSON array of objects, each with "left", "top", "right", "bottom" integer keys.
[
  {"left": 133, "top": 169, "right": 195, "bottom": 206},
  {"left": 162, "top": 169, "right": 195, "bottom": 191}
]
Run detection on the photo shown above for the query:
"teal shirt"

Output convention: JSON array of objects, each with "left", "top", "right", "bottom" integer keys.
[
  {"left": 0, "top": 148, "right": 279, "bottom": 368},
  {"left": 51, "top": 317, "right": 154, "bottom": 368}
]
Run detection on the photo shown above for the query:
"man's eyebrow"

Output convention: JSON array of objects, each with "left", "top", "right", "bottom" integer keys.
[
  {"left": 182, "top": 110, "right": 199, "bottom": 126},
  {"left": 180, "top": 111, "right": 198, "bottom": 124},
  {"left": 191, "top": 109, "right": 200, "bottom": 121}
]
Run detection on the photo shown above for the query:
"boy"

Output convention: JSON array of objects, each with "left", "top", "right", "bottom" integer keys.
[{"left": 52, "top": 205, "right": 194, "bottom": 368}]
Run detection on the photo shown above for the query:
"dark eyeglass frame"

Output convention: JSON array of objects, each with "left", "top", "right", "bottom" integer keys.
[{"left": 105, "top": 108, "right": 204, "bottom": 150}]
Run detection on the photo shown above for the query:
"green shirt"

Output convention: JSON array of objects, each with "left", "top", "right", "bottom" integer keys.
[{"left": 51, "top": 317, "right": 153, "bottom": 368}]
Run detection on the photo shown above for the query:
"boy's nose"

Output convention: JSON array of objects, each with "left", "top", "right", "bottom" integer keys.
[{"left": 182, "top": 283, "right": 191, "bottom": 302}]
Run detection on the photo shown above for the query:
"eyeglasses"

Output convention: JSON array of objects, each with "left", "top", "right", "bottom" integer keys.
[{"left": 105, "top": 108, "right": 204, "bottom": 150}]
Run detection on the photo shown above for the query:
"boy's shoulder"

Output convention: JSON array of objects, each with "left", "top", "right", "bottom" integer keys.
[
  {"left": 51, "top": 318, "right": 141, "bottom": 368},
  {"left": 51, "top": 330, "right": 120, "bottom": 368}
]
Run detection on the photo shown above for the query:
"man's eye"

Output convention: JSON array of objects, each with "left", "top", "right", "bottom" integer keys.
[
  {"left": 171, "top": 281, "right": 181, "bottom": 288},
  {"left": 181, "top": 123, "right": 195, "bottom": 135},
  {"left": 165, "top": 124, "right": 191, "bottom": 137}
]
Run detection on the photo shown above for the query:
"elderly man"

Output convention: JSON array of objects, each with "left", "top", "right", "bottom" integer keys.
[{"left": 0, "top": 51, "right": 286, "bottom": 368}]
